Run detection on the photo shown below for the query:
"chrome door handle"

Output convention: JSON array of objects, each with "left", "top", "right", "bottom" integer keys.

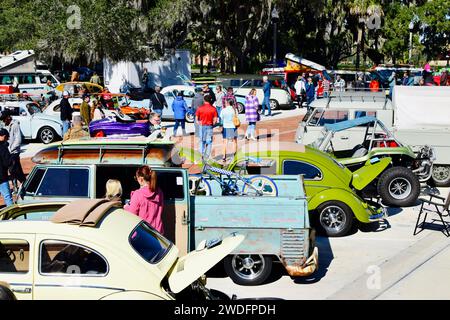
[
  {"left": 340, "top": 136, "right": 349, "bottom": 140},
  {"left": 182, "top": 211, "right": 190, "bottom": 225},
  {"left": 12, "top": 287, "right": 32, "bottom": 294}
]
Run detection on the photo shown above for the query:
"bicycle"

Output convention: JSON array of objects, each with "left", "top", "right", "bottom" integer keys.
[{"left": 189, "top": 157, "right": 278, "bottom": 197}]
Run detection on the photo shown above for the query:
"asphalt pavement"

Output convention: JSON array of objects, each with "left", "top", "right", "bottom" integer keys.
[
  {"left": 18, "top": 105, "right": 450, "bottom": 300},
  {"left": 206, "top": 194, "right": 450, "bottom": 300}
]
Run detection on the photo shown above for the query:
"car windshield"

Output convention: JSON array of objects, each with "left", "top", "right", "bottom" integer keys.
[
  {"left": 129, "top": 222, "right": 172, "bottom": 264},
  {"left": 27, "top": 103, "right": 41, "bottom": 115},
  {"left": 311, "top": 127, "right": 329, "bottom": 149}
]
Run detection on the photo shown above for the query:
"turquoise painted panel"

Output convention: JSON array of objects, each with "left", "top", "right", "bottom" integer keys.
[
  {"left": 193, "top": 228, "right": 309, "bottom": 259},
  {"left": 193, "top": 197, "right": 308, "bottom": 229}
]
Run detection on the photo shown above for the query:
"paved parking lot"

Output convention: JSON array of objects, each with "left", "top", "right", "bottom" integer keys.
[
  {"left": 17, "top": 106, "right": 450, "bottom": 300},
  {"left": 206, "top": 197, "right": 450, "bottom": 300}
]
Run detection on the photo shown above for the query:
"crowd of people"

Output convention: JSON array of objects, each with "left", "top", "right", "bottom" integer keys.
[{"left": 0, "top": 111, "right": 26, "bottom": 207}]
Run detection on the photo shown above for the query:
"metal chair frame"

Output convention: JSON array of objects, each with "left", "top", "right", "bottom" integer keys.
[{"left": 414, "top": 192, "right": 450, "bottom": 237}]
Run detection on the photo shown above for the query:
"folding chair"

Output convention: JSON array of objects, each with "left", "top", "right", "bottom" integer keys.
[{"left": 414, "top": 192, "right": 450, "bottom": 237}]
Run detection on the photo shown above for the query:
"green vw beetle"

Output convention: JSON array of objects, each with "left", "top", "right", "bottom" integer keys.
[{"left": 226, "top": 142, "right": 387, "bottom": 237}]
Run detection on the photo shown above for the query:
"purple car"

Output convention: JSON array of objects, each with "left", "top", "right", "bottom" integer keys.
[{"left": 89, "top": 116, "right": 150, "bottom": 137}]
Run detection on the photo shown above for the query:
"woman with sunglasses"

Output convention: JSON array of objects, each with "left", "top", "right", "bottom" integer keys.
[{"left": 124, "top": 166, "right": 165, "bottom": 234}]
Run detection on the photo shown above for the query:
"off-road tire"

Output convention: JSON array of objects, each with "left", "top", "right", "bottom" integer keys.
[{"left": 377, "top": 166, "right": 420, "bottom": 207}]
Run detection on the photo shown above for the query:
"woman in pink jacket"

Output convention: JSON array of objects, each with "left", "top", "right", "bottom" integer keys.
[{"left": 125, "top": 166, "right": 165, "bottom": 234}]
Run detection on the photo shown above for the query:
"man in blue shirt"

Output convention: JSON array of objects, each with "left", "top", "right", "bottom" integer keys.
[
  {"left": 262, "top": 76, "right": 272, "bottom": 116},
  {"left": 305, "top": 77, "right": 316, "bottom": 110}
]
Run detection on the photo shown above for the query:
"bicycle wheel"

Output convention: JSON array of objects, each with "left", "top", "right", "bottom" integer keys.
[
  {"left": 189, "top": 175, "right": 212, "bottom": 196},
  {"left": 242, "top": 175, "right": 278, "bottom": 197}
]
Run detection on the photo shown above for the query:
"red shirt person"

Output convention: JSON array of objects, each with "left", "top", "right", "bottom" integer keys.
[{"left": 195, "top": 95, "right": 218, "bottom": 158}]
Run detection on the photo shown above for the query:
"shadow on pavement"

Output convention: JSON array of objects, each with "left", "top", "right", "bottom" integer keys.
[{"left": 359, "top": 219, "right": 391, "bottom": 233}]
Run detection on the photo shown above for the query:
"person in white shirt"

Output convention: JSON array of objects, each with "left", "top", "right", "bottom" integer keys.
[
  {"left": 294, "top": 75, "right": 306, "bottom": 108},
  {"left": 219, "top": 99, "right": 238, "bottom": 162},
  {"left": 334, "top": 75, "right": 346, "bottom": 92}
]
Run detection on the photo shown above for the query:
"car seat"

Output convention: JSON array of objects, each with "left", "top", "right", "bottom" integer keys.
[{"left": 351, "top": 144, "right": 368, "bottom": 158}]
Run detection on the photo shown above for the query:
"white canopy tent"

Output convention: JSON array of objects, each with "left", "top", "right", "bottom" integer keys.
[{"left": 393, "top": 86, "right": 450, "bottom": 130}]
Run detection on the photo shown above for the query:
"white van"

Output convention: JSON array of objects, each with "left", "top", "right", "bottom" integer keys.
[{"left": 0, "top": 70, "right": 60, "bottom": 95}]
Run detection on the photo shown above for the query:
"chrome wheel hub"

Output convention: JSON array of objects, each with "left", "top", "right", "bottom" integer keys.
[
  {"left": 388, "top": 178, "right": 412, "bottom": 200},
  {"left": 232, "top": 255, "right": 265, "bottom": 280},
  {"left": 320, "top": 206, "right": 346, "bottom": 232}
]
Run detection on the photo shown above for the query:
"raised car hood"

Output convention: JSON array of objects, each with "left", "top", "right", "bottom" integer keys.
[
  {"left": 168, "top": 234, "right": 244, "bottom": 294},
  {"left": 351, "top": 157, "right": 391, "bottom": 190}
]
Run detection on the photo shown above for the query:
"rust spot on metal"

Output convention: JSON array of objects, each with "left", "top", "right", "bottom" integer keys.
[
  {"left": 281, "top": 247, "right": 319, "bottom": 277},
  {"left": 32, "top": 144, "right": 175, "bottom": 165}
]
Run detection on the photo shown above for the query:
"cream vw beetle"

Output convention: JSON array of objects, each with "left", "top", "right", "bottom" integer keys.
[
  {"left": 0, "top": 199, "right": 244, "bottom": 300},
  {"left": 0, "top": 100, "right": 64, "bottom": 144}
]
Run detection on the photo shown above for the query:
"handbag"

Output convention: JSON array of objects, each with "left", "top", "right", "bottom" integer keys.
[{"left": 233, "top": 109, "right": 241, "bottom": 128}]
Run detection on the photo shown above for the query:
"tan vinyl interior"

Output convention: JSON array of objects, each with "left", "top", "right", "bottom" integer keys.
[
  {"left": 0, "top": 241, "right": 30, "bottom": 273},
  {"left": 162, "top": 203, "right": 189, "bottom": 256}
]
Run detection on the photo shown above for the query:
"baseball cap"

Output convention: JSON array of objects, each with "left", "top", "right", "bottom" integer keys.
[{"left": 0, "top": 128, "right": 9, "bottom": 137}]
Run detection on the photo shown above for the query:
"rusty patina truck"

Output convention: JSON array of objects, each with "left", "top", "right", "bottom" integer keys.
[{"left": 16, "top": 137, "right": 318, "bottom": 286}]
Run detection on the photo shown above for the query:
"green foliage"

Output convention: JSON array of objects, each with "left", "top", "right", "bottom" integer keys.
[
  {"left": 418, "top": 0, "right": 450, "bottom": 59},
  {"left": 0, "top": 0, "right": 448, "bottom": 69}
]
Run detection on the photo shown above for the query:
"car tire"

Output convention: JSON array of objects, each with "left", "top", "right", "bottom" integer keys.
[
  {"left": 38, "top": 127, "right": 57, "bottom": 144},
  {"left": 432, "top": 165, "right": 450, "bottom": 187},
  {"left": 315, "top": 201, "right": 354, "bottom": 237},
  {"left": 185, "top": 112, "right": 195, "bottom": 123},
  {"left": 236, "top": 102, "right": 245, "bottom": 114},
  {"left": 223, "top": 254, "right": 272, "bottom": 286},
  {"left": 0, "top": 285, "right": 16, "bottom": 301},
  {"left": 269, "top": 99, "right": 279, "bottom": 110},
  {"left": 377, "top": 167, "right": 420, "bottom": 207}
]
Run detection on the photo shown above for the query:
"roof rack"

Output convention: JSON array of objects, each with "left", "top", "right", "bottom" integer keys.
[
  {"left": 32, "top": 139, "right": 176, "bottom": 166},
  {"left": 51, "top": 199, "right": 122, "bottom": 227},
  {"left": 57, "top": 143, "right": 150, "bottom": 164}
]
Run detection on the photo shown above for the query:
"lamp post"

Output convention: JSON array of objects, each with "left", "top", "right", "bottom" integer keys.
[
  {"left": 271, "top": 7, "right": 279, "bottom": 73},
  {"left": 409, "top": 21, "right": 414, "bottom": 64}
]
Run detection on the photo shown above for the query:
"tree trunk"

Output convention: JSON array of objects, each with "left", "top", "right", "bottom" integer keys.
[
  {"left": 200, "top": 41, "right": 205, "bottom": 74},
  {"left": 362, "top": 27, "right": 366, "bottom": 70},
  {"left": 356, "top": 27, "right": 362, "bottom": 71},
  {"left": 220, "top": 51, "right": 225, "bottom": 73}
]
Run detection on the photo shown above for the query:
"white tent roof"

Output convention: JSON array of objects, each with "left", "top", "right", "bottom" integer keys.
[
  {"left": 393, "top": 86, "right": 450, "bottom": 129},
  {"left": 285, "top": 53, "right": 326, "bottom": 71},
  {"left": 0, "top": 50, "right": 35, "bottom": 72}
]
